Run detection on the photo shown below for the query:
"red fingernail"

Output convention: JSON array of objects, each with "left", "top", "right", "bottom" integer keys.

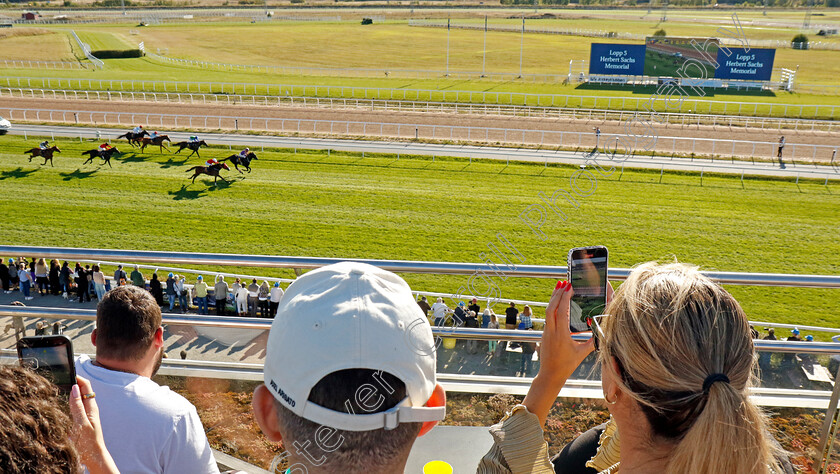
[
  {"left": 565, "top": 284, "right": 572, "bottom": 292},
  {"left": 555, "top": 280, "right": 564, "bottom": 290}
]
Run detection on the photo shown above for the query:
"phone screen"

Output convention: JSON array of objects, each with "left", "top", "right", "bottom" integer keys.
[
  {"left": 17, "top": 336, "right": 76, "bottom": 395},
  {"left": 568, "top": 247, "right": 608, "bottom": 333}
]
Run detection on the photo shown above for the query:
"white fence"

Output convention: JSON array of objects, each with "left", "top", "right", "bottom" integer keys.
[
  {"left": 3, "top": 106, "right": 837, "bottom": 164},
  {"left": 70, "top": 30, "right": 104, "bottom": 69},
  {"left": 1, "top": 75, "right": 837, "bottom": 120},
  {"left": 0, "top": 59, "right": 85, "bottom": 70},
  {"left": 408, "top": 19, "right": 840, "bottom": 51},
  {"left": 2, "top": 86, "right": 837, "bottom": 133}
]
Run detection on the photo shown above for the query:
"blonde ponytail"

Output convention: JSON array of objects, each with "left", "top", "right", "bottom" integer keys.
[
  {"left": 599, "top": 262, "right": 782, "bottom": 474},
  {"left": 669, "top": 378, "right": 776, "bottom": 473}
]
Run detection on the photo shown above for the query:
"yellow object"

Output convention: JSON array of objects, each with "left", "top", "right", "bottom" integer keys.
[
  {"left": 442, "top": 338, "right": 456, "bottom": 350},
  {"left": 423, "top": 460, "right": 453, "bottom": 474}
]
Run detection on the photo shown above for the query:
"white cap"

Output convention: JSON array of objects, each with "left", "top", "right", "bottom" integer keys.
[{"left": 263, "top": 262, "right": 444, "bottom": 432}]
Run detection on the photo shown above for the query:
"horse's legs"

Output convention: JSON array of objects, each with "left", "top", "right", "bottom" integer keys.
[
  {"left": 191, "top": 173, "right": 198, "bottom": 184},
  {"left": 105, "top": 157, "right": 112, "bottom": 168},
  {"left": 160, "top": 144, "right": 170, "bottom": 153}
]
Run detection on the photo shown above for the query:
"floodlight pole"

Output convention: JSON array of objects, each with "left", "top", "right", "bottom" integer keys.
[
  {"left": 446, "top": 17, "right": 450, "bottom": 76},
  {"left": 519, "top": 17, "right": 524, "bottom": 78},
  {"left": 121, "top": 0, "right": 125, "bottom": 15},
  {"left": 482, "top": 15, "right": 487, "bottom": 77}
]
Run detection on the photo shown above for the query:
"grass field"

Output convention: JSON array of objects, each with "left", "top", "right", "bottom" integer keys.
[
  {"left": 2, "top": 134, "right": 838, "bottom": 331},
  {"left": 1, "top": 13, "right": 839, "bottom": 90}
]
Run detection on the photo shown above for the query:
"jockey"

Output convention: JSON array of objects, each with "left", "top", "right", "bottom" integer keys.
[
  {"left": 189, "top": 135, "right": 200, "bottom": 144},
  {"left": 39, "top": 140, "right": 49, "bottom": 150},
  {"left": 131, "top": 125, "right": 143, "bottom": 134},
  {"left": 98, "top": 143, "right": 112, "bottom": 152},
  {"left": 238, "top": 147, "right": 250, "bottom": 159},
  {"left": 150, "top": 131, "right": 159, "bottom": 139},
  {"left": 205, "top": 157, "right": 220, "bottom": 168}
]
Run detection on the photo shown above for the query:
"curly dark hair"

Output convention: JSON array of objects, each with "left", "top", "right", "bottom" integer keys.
[{"left": 0, "top": 365, "right": 79, "bottom": 473}]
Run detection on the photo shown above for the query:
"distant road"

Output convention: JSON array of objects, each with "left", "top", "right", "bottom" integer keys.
[{"left": 10, "top": 123, "right": 839, "bottom": 181}]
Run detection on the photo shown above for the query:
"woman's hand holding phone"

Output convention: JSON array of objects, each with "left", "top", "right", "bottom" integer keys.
[
  {"left": 523, "top": 281, "right": 596, "bottom": 426},
  {"left": 69, "top": 376, "right": 119, "bottom": 474}
]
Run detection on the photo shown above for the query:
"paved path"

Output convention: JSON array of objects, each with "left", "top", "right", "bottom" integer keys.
[{"left": 11, "top": 124, "right": 840, "bottom": 181}]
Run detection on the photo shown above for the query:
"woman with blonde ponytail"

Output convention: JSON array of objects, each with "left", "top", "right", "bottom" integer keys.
[{"left": 478, "top": 262, "right": 790, "bottom": 474}]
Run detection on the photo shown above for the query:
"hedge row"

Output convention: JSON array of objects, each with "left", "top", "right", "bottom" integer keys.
[{"left": 90, "top": 49, "right": 144, "bottom": 59}]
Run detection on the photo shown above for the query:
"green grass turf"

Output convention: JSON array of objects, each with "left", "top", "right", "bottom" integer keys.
[
  {"left": 1, "top": 60, "right": 839, "bottom": 119},
  {"left": 74, "top": 30, "right": 136, "bottom": 52},
  {"left": 2, "top": 134, "right": 838, "bottom": 333}
]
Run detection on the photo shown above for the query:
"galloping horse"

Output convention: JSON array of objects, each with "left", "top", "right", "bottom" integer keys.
[
  {"left": 186, "top": 163, "right": 230, "bottom": 184},
  {"left": 82, "top": 147, "right": 121, "bottom": 168},
  {"left": 116, "top": 130, "right": 150, "bottom": 147},
  {"left": 25, "top": 146, "right": 61, "bottom": 167},
  {"left": 139, "top": 135, "right": 171, "bottom": 153},
  {"left": 220, "top": 152, "right": 258, "bottom": 174},
  {"left": 173, "top": 140, "right": 208, "bottom": 158}
]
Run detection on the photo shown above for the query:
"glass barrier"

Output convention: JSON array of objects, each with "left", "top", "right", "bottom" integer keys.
[{"left": 4, "top": 312, "right": 840, "bottom": 472}]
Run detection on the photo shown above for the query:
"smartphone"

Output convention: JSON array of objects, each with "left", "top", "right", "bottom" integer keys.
[
  {"left": 567, "top": 246, "right": 609, "bottom": 333},
  {"left": 17, "top": 335, "right": 76, "bottom": 396}
]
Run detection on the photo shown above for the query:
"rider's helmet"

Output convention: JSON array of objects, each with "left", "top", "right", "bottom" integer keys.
[
  {"left": 244, "top": 147, "right": 250, "bottom": 153},
  {"left": 139, "top": 125, "right": 143, "bottom": 128}
]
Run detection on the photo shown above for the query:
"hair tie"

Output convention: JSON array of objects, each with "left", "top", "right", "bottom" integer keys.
[{"left": 702, "top": 373, "right": 730, "bottom": 394}]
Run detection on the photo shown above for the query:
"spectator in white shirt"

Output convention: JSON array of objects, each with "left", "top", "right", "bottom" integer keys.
[
  {"left": 430, "top": 297, "right": 450, "bottom": 326},
  {"left": 74, "top": 286, "right": 219, "bottom": 474},
  {"left": 269, "top": 281, "right": 284, "bottom": 317}
]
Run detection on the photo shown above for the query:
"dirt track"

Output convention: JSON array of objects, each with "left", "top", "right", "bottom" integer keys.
[{"left": 2, "top": 97, "right": 838, "bottom": 162}]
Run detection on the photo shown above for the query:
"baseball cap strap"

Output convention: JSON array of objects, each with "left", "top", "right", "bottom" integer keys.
[{"left": 300, "top": 397, "right": 446, "bottom": 432}]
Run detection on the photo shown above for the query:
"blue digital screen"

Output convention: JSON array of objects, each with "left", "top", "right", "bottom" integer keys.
[
  {"left": 589, "top": 44, "right": 646, "bottom": 76},
  {"left": 714, "top": 48, "right": 775, "bottom": 81}
]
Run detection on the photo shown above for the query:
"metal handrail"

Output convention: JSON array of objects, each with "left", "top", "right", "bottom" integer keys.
[
  {"left": 3, "top": 305, "right": 838, "bottom": 354},
  {"left": 2, "top": 246, "right": 839, "bottom": 288}
]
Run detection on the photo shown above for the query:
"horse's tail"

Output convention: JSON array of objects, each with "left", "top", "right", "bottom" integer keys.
[
  {"left": 117, "top": 133, "right": 129, "bottom": 139},
  {"left": 185, "top": 166, "right": 199, "bottom": 173},
  {"left": 24, "top": 148, "right": 35, "bottom": 154},
  {"left": 82, "top": 150, "right": 95, "bottom": 156}
]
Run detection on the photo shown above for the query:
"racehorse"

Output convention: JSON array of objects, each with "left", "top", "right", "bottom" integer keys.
[
  {"left": 173, "top": 140, "right": 208, "bottom": 158},
  {"left": 25, "top": 146, "right": 61, "bottom": 167},
  {"left": 116, "top": 130, "right": 150, "bottom": 147},
  {"left": 186, "top": 163, "right": 230, "bottom": 184},
  {"left": 139, "top": 135, "right": 171, "bottom": 153},
  {"left": 82, "top": 147, "right": 121, "bottom": 168},
  {"left": 220, "top": 152, "right": 258, "bottom": 174}
]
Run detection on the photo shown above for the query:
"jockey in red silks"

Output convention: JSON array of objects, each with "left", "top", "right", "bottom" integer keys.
[
  {"left": 205, "top": 157, "right": 220, "bottom": 168},
  {"left": 98, "top": 143, "right": 112, "bottom": 152}
]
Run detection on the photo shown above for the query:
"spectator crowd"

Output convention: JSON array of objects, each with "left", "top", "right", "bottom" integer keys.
[{"left": 1, "top": 257, "right": 285, "bottom": 318}]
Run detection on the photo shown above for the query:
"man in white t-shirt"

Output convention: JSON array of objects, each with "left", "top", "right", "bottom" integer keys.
[{"left": 75, "top": 285, "right": 219, "bottom": 474}]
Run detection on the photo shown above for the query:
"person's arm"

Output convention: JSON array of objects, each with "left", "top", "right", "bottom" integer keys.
[
  {"left": 69, "top": 376, "right": 120, "bottom": 474},
  {"left": 522, "top": 281, "right": 595, "bottom": 426}
]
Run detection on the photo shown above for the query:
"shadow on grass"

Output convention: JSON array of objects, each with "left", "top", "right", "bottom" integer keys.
[
  {"left": 159, "top": 158, "right": 189, "bottom": 169},
  {"left": 574, "top": 83, "right": 778, "bottom": 98},
  {"left": 60, "top": 169, "right": 98, "bottom": 180},
  {"left": 0, "top": 167, "right": 38, "bottom": 180},
  {"left": 206, "top": 179, "right": 233, "bottom": 190},
  {"left": 119, "top": 153, "right": 151, "bottom": 164},
  {"left": 168, "top": 184, "right": 207, "bottom": 200}
]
